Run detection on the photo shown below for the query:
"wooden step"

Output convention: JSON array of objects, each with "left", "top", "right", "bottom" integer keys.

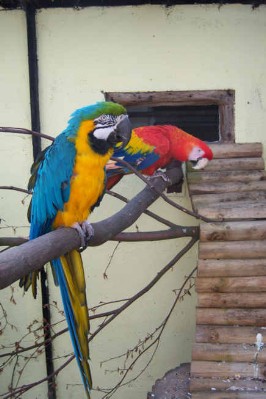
[
  {"left": 196, "top": 308, "right": 266, "bottom": 326},
  {"left": 196, "top": 157, "right": 265, "bottom": 172},
  {"left": 209, "top": 143, "right": 263, "bottom": 158},
  {"left": 187, "top": 169, "right": 266, "bottom": 184},
  {"left": 196, "top": 201, "right": 266, "bottom": 220},
  {"left": 196, "top": 276, "right": 266, "bottom": 293},
  {"left": 190, "top": 377, "right": 266, "bottom": 393},
  {"left": 192, "top": 342, "right": 266, "bottom": 362},
  {"left": 197, "top": 292, "right": 266, "bottom": 308},
  {"left": 197, "top": 259, "right": 266, "bottom": 277},
  {"left": 191, "top": 191, "right": 266, "bottom": 207},
  {"left": 199, "top": 240, "right": 266, "bottom": 259},
  {"left": 191, "top": 392, "right": 266, "bottom": 399},
  {"left": 189, "top": 180, "right": 266, "bottom": 195},
  {"left": 191, "top": 360, "right": 266, "bottom": 379},
  {"left": 199, "top": 220, "right": 266, "bottom": 242},
  {"left": 195, "top": 325, "right": 266, "bottom": 344}
]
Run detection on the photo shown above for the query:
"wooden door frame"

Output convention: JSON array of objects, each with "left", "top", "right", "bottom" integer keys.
[{"left": 105, "top": 90, "right": 235, "bottom": 142}]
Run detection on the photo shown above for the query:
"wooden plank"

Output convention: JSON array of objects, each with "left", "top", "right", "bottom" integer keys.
[
  {"left": 200, "top": 221, "right": 266, "bottom": 242},
  {"left": 187, "top": 169, "right": 266, "bottom": 184},
  {"left": 199, "top": 241, "right": 266, "bottom": 259},
  {"left": 107, "top": 90, "right": 234, "bottom": 106},
  {"left": 192, "top": 343, "right": 266, "bottom": 362},
  {"left": 197, "top": 259, "right": 266, "bottom": 277},
  {"left": 196, "top": 202, "right": 266, "bottom": 221},
  {"left": 203, "top": 158, "right": 264, "bottom": 172},
  {"left": 192, "top": 392, "right": 266, "bottom": 399},
  {"left": 197, "top": 292, "right": 266, "bottom": 308},
  {"left": 196, "top": 276, "right": 266, "bottom": 293},
  {"left": 189, "top": 180, "right": 266, "bottom": 195},
  {"left": 196, "top": 308, "right": 266, "bottom": 326},
  {"left": 191, "top": 360, "right": 266, "bottom": 379},
  {"left": 191, "top": 191, "right": 266, "bottom": 208},
  {"left": 209, "top": 143, "right": 263, "bottom": 159},
  {"left": 195, "top": 326, "right": 266, "bottom": 344},
  {"left": 190, "top": 377, "right": 266, "bottom": 392}
]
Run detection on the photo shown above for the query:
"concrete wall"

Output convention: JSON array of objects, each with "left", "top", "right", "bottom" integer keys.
[{"left": 0, "top": 4, "right": 265, "bottom": 399}]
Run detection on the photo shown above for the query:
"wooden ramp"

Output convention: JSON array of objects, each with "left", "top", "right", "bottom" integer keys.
[{"left": 187, "top": 142, "right": 266, "bottom": 398}]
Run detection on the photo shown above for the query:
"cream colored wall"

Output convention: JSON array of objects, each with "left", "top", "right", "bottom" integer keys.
[
  {"left": 0, "top": 9, "right": 48, "bottom": 399},
  {"left": 0, "top": 4, "right": 266, "bottom": 399}
]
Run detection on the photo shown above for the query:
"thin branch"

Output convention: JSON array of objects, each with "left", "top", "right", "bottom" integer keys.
[
  {"left": 107, "top": 190, "right": 178, "bottom": 228},
  {"left": 88, "top": 236, "right": 198, "bottom": 343},
  {"left": 0, "top": 186, "right": 30, "bottom": 195},
  {"left": 111, "top": 156, "right": 214, "bottom": 223},
  {"left": 0, "top": 127, "right": 54, "bottom": 142},
  {"left": 2, "top": 355, "right": 72, "bottom": 399},
  {"left": 100, "top": 266, "right": 197, "bottom": 398}
]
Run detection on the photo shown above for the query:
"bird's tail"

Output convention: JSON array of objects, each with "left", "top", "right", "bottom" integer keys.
[{"left": 52, "top": 250, "right": 92, "bottom": 397}]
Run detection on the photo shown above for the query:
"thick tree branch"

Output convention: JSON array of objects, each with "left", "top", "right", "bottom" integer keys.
[{"left": 0, "top": 167, "right": 198, "bottom": 289}]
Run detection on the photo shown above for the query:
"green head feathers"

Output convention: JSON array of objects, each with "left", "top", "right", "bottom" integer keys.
[{"left": 66, "top": 101, "right": 127, "bottom": 137}]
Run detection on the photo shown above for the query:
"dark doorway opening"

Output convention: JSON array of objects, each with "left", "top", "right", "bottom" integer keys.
[{"left": 126, "top": 105, "right": 219, "bottom": 142}]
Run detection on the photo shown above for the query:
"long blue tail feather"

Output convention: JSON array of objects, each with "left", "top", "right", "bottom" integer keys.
[{"left": 52, "top": 258, "right": 91, "bottom": 397}]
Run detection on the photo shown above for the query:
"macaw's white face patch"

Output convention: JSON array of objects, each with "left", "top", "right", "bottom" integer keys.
[
  {"left": 93, "top": 114, "right": 118, "bottom": 141},
  {"left": 93, "top": 125, "right": 115, "bottom": 140},
  {"left": 188, "top": 146, "right": 206, "bottom": 161}
]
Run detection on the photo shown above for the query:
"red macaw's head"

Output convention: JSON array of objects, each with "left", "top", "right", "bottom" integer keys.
[{"left": 167, "top": 126, "right": 213, "bottom": 169}]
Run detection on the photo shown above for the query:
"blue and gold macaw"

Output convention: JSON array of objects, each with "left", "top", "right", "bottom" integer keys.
[{"left": 20, "top": 102, "right": 131, "bottom": 397}]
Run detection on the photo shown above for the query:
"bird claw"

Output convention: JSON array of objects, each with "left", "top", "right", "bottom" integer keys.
[
  {"left": 72, "top": 222, "right": 94, "bottom": 251},
  {"left": 148, "top": 170, "right": 170, "bottom": 183}
]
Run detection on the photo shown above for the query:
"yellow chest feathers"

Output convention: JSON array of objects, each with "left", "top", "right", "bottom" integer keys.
[{"left": 54, "top": 120, "right": 113, "bottom": 227}]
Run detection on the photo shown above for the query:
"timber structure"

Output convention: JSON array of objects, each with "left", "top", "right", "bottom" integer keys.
[{"left": 187, "top": 142, "right": 266, "bottom": 398}]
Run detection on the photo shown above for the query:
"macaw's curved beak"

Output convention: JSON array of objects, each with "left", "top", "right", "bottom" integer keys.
[
  {"left": 108, "top": 115, "right": 132, "bottom": 148},
  {"left": 191, "top": 157, "right": 209, "bottom": 170}
]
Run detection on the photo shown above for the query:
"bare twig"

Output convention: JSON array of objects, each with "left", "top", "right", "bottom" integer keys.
[{"left": 0, "top": 127, "right": 54, "bottom": 142}]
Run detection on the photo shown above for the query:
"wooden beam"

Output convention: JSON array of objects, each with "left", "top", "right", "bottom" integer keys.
[
  {"left": 199, "top": 240, "right": 266, "bottom": 259},
  {"left": 197, "top": 292, "right": 266, "bottom": 308},
  {"left": 196, "top": 202, "right": 266, "bottom": 220},
  {"left": 191, "top": 360, "right": 266, "bottom": 379},
  {"left": 190, "top": 377, "right": 266, "bottom": 392},
  {"left": 196, "top": 276, "right": 266, "bottom": 293},
  {"left": 192, "top": 342, "right": 266, "bottom": 363},
  {"left": 187, "top": 170, "right": 266, "bottom": 184},
  {"left": 201, "top": 158, "right": 264, "bottom": 171},
  {"left": 191, "top": 392, "right": 266, "bottom": 399},
  {"left": 197, "top": 259, "right": 266, "bottom": 277},
  {"left": 195, "top": 325, "right": 266, "bottom": 345},
  {"left": 196, "top": 308, "right": 266, "bottom": 326},
  {"left": 191, "top": 191, "right": 266, "bottom": 208},
  {"left": 189, "top": 180, "right": 266, "bottom": 195},
  {"left": 209, "top": 143, "right": 263, "bottom": 159},
  {"left": 199, "top": 221, "right": 266, "bottom": 242}
]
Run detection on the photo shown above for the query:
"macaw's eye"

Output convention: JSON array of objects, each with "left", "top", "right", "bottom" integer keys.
[{"left": 94, "top": 114, "right": 117, "bottom": 127}]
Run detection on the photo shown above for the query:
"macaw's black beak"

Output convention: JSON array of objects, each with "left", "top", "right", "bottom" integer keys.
[{"left": 108, "top": 115, "right": 132, "bottom": 148}]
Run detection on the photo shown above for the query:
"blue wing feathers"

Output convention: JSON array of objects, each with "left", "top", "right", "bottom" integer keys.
[{"left": 30, "top": 133, "right": 76, "bottom": 239}]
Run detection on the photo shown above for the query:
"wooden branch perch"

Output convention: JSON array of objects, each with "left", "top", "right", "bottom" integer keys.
[{"left": 0, "top": 166, "right": 197, "bottom": 289}]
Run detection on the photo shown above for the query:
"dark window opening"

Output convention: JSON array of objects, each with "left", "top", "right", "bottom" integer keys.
[
  {"left": 127, "top": 105, "right": 219, "bottom": 142},
  {"left": 105, "top": 90, "right": 235, "bottom": 142}
]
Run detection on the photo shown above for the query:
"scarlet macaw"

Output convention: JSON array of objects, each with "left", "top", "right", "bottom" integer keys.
[
  {"left": 106, "top": 125, "right": 213, "bottom": 189},
  {"left": 20, "top": 102, "right": 132, "bottom": 397}
]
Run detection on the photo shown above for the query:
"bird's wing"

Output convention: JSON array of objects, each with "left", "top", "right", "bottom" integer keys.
[{"left": 29, "top": 133, "right": 76, "bottom": 239}]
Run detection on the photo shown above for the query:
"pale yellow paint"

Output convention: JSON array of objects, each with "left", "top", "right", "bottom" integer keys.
[
  {"left": 0, "top": 9, "right": 47, "bottom": 399},
  {"left": 0, "top": 3, "right": 266, "bottom": 399}
]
